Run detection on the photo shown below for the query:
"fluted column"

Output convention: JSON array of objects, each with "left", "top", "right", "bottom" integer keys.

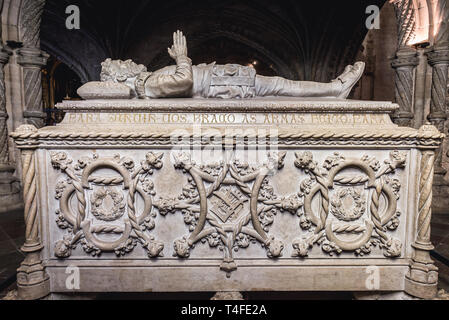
[
  {"left": 14, "top": 124, "right": 49, "bottom": 300},
  {"left": 426, "top": 46, "right": 449, "bottom": 177}
]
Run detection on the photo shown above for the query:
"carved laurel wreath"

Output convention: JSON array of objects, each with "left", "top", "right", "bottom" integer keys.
[
  {"left": 330, "top": 188, "right": 366, "bottom": 222},
  {"left": 90, "top": 187, "right": 126, "bottom": 221}
]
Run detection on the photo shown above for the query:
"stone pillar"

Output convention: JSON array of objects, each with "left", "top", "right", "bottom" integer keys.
[
  {"left": 16, "top": 48, "right": 48, "bottom": 128},
  {"left": 15, "top": 124, "right": 49, "bottom": 300},
  {"left": 405, "top": 124, "right": 439, "bottom": 299},
  {"left": 0, "top": 0, "right": 22, "bottom": 212},
  {"left": 391, "top": 48, "right": 419, "bottom": 126},
  {"left": 15, "top": 0, "right": 48, "bottom": 129},
  {"left": 390, "top": 0, "right": 419, "bottom": 127},
  {"left": 426, "top": 46, "right": 449, "bottom": 179}
]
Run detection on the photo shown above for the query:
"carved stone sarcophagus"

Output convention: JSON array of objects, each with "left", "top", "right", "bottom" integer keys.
[{"left": 11, "top": 98, "right": 443, "bottom": 299}]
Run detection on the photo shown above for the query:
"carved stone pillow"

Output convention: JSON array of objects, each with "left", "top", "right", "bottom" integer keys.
[{"left": 77, "top": 81, "right": 132, "bottom": 100}]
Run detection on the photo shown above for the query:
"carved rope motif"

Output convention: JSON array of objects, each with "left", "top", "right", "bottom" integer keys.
[
  {"left": 292, "top": 151, "right": 406, "bottom": 258},
  {"left": 51, "top": 151, "right": 164, "bottom": 258}
]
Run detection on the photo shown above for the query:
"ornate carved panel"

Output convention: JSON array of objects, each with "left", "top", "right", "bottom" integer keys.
[
  {"left": 155, "top": 151, "right": 295, "bottom": 275},
  {"left": 292, "top": 151, "right": 406, "bottom": 258},
  {"left": 49, "top": 149, "right": 409, "bottom": 277},
  {"left": 51, "top": 151, "right": 164, "bottom": 258}
]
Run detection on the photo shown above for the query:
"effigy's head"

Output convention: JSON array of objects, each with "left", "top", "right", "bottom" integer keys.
[{"left": 100, "top": 58, "right": 147, "bottom": 82}]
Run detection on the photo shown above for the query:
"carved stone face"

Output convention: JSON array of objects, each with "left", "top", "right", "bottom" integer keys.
[{"left": 100, "top": 58, "right": 147, "bottom": 83}]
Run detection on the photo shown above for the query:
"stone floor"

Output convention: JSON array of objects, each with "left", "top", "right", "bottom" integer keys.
[
  {"left": 430, "top": 213, "right": 449, "bottom": 292},
  {"left": 0, "top": 209, "right": 448, "bottom": 299},
  {"left": 0, "top": 208, "right": 24, "bottom": 297}
]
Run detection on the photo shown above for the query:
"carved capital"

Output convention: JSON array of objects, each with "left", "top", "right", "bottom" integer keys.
[
  {"left": 11, "top": 124, "right": 39, "bottom": 149},
  {"left": 417, "top": 123, "right": 443, "bottom": 137},
  {"left": 391, "top": 111, "right": 414, "bottom": 127},
  {"left": 427, "top": 47, "right": 449, "bottom": 67},
  {"left": 391, "top": 50, "right": 419, "bottom": 68},
  {"left": 16, "top": 47, "right": 49, "bottom": 68}
]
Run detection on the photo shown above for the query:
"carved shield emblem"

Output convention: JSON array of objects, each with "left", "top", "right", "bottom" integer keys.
[{"left": 210, "top": 187, "right": 247, "bottom": 223}]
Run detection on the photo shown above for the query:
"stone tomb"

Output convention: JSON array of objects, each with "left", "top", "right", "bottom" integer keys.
[{"left": 11, "top": 98, "right": 443, "bottom": 299}]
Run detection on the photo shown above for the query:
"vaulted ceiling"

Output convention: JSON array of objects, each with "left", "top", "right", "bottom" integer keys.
[{"left": 41, "top": 0, "right": 386, "bottom": 83}]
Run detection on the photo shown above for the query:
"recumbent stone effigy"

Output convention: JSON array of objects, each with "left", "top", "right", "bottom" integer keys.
[{"left": 11, "top": 30, "right": 443, "bottom": 299}]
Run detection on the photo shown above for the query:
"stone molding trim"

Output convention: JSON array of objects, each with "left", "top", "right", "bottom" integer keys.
[
  {"left": 55, "top": 99, "right": 399, "bottom": 113},
  {"left": 10, "top": 128, "right": 445, "bottom": 148}
]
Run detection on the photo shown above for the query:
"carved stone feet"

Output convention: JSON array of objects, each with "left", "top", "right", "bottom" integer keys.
[{"left": 211, "top": 291, "right": 244, "bottom": 300}]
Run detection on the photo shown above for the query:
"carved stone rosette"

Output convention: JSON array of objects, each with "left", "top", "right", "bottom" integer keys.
[
  {"left": 51, "top": 151, "right": 165, "bottom": 258},
  {"left": 426, "top": 47, "right": 449, "bottom": 177},
  {"left": 405, "top": 124, "right": 440, "bottom": 299},
  {"left": 292, "top": 151, "right": 405, "bottom": 258},
  {"left": 14, "top": 124, "right": 49, "bottom": 300}
]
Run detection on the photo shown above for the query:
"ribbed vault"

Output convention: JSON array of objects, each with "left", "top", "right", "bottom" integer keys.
[{"left": 40, "top": 0, "right": 386, "bottom": 83}]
